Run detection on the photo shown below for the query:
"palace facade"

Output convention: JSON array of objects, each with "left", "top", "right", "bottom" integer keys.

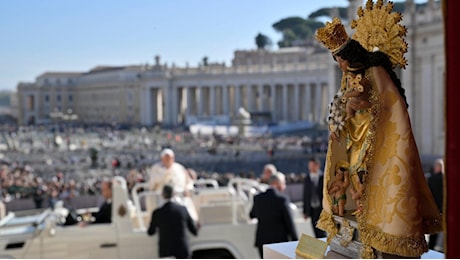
[{"left": 16, "top": 0, "right": 444, "bottom": 156}]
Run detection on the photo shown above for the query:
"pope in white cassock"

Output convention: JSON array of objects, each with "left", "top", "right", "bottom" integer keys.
[{"left": 147, "top": 148, "right": 198, "bottom": 221}]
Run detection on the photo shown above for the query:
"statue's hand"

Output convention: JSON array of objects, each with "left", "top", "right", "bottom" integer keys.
[
  {"left": 347, "top": 96, "right": 371, "bottom": 111},
  {"left": 331, "top": 131, "right": 340, "bottom": 143}
]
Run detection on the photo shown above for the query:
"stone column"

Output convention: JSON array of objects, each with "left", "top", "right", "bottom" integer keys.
[
  {"left": 282, "top": 84, "right": 288, "bottom": 121},
  {"left": 271, "top": 85, "right": 276, "bottom": 121},
  {"left": 247, "top": 85, "right": 254, "bottom": 112},
  {"left": 142, "top": 87, "right": 151, "bottom": 125},
  {"left": 151, "top": 88, "right": 159, "bottom": 124},
  {"left": 305, "top": 84, "right": 312, "bottom": 121},
  {"left": 169, "top": 86, "right": 178, "bottom": 125},
  {"left": 202, "top": 87, "right": 210, "bottom": 116},
  {"left": 228, "top": 85, "right": 235, "bottom": 116},
  {"left": 177, "top": 87, "right": 185, "bottom": 124},
  {"left": 197, "top": 87, "right": 203, "bottom": 116},
  {"left": 223, "top": 86, "right": 229, "bottom": 115},
  {"left": 325, "top": 83, "right": 330, "bottom": 122},
  {"left": 235, "top": 85, "right": 241, "bottom": 114},
  {"left": 259, "top": 85, "right": 265, "bottom": 111},
  {"left": 419, "top": 56, "right": 434, "bottom": 155},
  {"left": 210, "top": 86, "right": 216, "bottom": 116},
  {"left": 217, "top": 86, "right": 224, "bottom": 115},
  {"left": 185, "top": 87, "right": 191, "bottom": 118},
  {"left": 315, "top": 83, "right": 322, "bottom": 122},
  {"left": 298, "top": 84, "right": 306, "bottom": 121},
  {"left": 293, "top": 84, "right": 300, "bottom": 121}
]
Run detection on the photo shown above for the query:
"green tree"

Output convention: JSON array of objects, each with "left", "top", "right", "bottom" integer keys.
[
  {"left": 269, "top": 2, "right": 416, "bottom": 49},
  {"left": 273, "top": 17, "right": 324, "bottom": 48},
  {"left": 272, "top": 17, "right": 306, "bottom": 32},
  {"left": 308, "top": 7, "right": 348, "bottom": 20},
  {"left": 304, "top": 19, "right": 325, "bottom": 34},
  {"left": 278, "top": 29, "right": 297, "bottom": 48}
]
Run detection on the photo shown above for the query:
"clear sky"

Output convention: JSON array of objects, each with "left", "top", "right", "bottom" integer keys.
[{"left": 0, "top": 0, "right": 422, "bottom": 91}]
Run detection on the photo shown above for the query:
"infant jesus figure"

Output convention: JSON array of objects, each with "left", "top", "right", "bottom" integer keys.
[{"left": 328, "top": 160, "right": 350, "bottom": 217}]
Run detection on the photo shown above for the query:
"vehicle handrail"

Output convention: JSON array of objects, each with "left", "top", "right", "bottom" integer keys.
[
  {"left": 0, "top": 209, "right": 52, "bottom": 230},
  {"left": 131, "top": 178, "right": 265, "bottom": 227},
  {"left": 194, "top": 179, "right": 219, "bottom": 189},
  {"left": 130, "top": 182, "right": 151, "bottom": 230},
  {"left": 227, "top": 178, "right": 266, "bottom": 193},
  {"left": 0, "top": 212, "right": 15, "bottom": 227},
  {"left": 33, "top": 209, "right": 52, "bottom": 227},
  {"left": 227, "top": 178, "right": 266, "bottom": 224}
]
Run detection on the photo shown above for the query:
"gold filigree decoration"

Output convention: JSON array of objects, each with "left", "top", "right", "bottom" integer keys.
[
  {"left": 361, "top": 245, "right": 376, "bottom": 259},
  {"left": 351, "top": 0, "right": 408, "bottom": 68},
  {"left": 317, "top": 211, "right": 338, "bottom": 244},
  {"left": 316, "top": 17, "right": 350, "bottom": 54}
]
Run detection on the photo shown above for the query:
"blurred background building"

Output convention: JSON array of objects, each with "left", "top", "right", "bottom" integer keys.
[{"left": 14, "top": 0, "right": 444, "bottom": 156}]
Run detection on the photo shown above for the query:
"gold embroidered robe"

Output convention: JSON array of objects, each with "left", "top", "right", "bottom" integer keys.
[{"left": 317, "top": 66, "right": 442, "bottom": 257}]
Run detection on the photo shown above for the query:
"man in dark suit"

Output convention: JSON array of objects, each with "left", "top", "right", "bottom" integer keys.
[
  {"left": 92, "top": 179, "right": 113, "bottom": 223},
  {"left": 147, "top": 184, "right": 198, "bottom": 259},
  {"left": 250, "top": 172, "right": 298, "bottom": 258},
  {"left": 303, "top": 157, "right": 326, "bottom": 238},
  {"left": 79, "top": 179, "right": 112, "bottom": 226},
  {"left": 427, "top": 158, "right": 444, "bottom": 251}
]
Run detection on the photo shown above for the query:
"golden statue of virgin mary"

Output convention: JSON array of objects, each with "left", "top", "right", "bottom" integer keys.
[{"left": 315, "top": 0, "right": 442, "bottom": 258}]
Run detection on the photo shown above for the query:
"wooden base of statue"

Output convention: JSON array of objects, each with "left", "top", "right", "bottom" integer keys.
[{"left": 330, "top": 212, "right": 420, "bottom": 259}]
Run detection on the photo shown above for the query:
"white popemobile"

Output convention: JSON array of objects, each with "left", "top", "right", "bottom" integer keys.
[{"left": 0, "top": 177, "right": 313, "bottom": 258}]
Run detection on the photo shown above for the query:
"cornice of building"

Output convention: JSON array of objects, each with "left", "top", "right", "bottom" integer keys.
[
  {"left": 37, "top": 72, "right": 82, "bottom": 78},
  {"left": 84, "top": 65, "right": 144, "bottom": 75}
]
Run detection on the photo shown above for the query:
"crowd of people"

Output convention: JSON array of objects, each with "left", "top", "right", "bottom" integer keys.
[
  {"left": 0, "top": 133, "right": 446, "bottom": 258},
  {"left": 0, "top": 158, "right": 306, "bottom": 210},
  {"left": 0, "top": 164, "right": 103, "bottom": 208},
  {"left": 0, "top": 124, "right": 322, "bottom": 211},
  {"left": 0, "top": 117, "right": 445, "bottom": 258}
]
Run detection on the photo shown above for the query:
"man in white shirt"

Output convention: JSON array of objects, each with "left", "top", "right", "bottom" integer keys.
[
  {"left": 148, "top": 148, "right": 197, "bottom": 221},
  {"left": 149, "top": 148, "right": 191, "bottom": 194}
]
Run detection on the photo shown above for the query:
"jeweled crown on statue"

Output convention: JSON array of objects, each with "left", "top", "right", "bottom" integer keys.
[{"left": 315, "top": 17, "right": 350, "bottom": 55}]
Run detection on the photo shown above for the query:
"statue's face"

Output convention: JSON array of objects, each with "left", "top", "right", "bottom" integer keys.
[
  {"left": 336, "top": 166, "right": 348, "bottom": 180},
  {"left": 336, "top": 170, "right": 344, "bottom": 180},
  {"left": 334, "top": 55, "right": 350, "bottom": 72}
]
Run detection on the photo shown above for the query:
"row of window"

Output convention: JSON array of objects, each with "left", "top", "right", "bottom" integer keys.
[
  {"left": 44, "top": 94, "right": 73, "bottom": 102},
  {"left": 43, "top": 78, "right": 74, "bottom": 85}
]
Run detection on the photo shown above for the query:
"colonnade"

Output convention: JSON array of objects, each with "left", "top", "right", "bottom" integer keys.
[{"left": 144, "top": 82, "right": 330, "bottom": 126}]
